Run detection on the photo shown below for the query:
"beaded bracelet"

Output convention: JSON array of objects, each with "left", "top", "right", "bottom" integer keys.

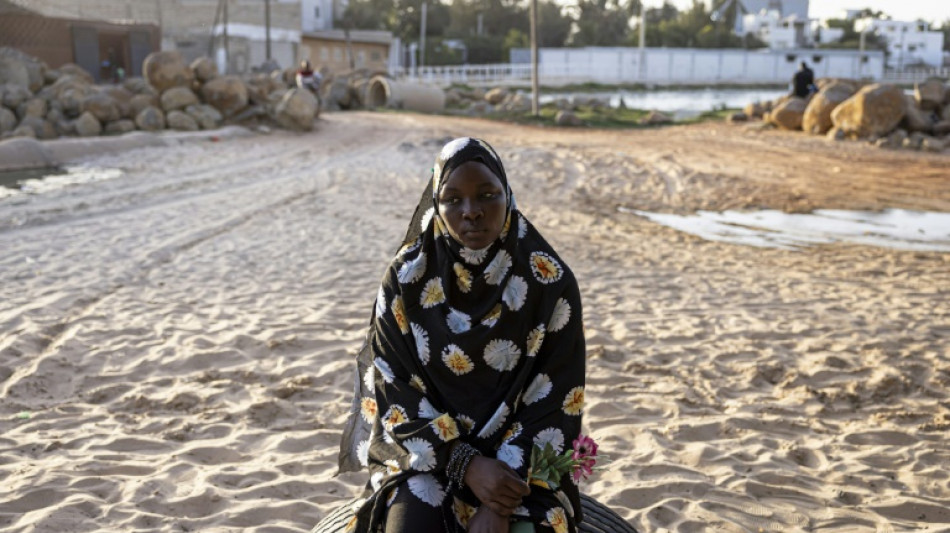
[{"left": 447, "top": 442, "right": 480, "bottom": 491}]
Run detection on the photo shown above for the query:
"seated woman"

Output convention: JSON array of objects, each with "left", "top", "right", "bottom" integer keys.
[{"left": 336, "top": 137, "right": 586, "bottom": 533}]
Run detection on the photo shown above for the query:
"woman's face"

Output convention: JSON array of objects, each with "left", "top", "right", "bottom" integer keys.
[{"left": 438, "top": 161, "right": 507, "bottom": 250}]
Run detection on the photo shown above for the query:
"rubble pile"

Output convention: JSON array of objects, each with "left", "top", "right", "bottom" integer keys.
[
  {"left": 0, "top": 48, "right": 323, "bottom": 140},
  {"left": 745, "top": 77, "right": 950, "bottom": 153}
]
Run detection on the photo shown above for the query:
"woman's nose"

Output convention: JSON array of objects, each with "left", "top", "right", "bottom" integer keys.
[{"left": 461, "top": 200, "right": 482, "bottom": 220}]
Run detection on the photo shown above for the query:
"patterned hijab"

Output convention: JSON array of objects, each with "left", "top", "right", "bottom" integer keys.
[{"left": 339, "top": 138, "right": 585, "bottom": 532}]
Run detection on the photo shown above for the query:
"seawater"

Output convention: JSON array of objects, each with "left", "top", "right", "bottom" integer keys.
[
  {"left": 0, "top": 166, "right": 123, "bottom": 199},
  {"left": 539, "top": 88, "right": 788, "bottom": 118},
  {"left": 620, "top": 208, "right": 950, "bottom": 252}
]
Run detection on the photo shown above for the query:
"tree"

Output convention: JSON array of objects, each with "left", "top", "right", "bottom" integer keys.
[
  {"left": 569, "top": 0, "right": 640, "bottom": 46},
  {"left": 538, "top": 1, "right": 572, "bottom": 47}
]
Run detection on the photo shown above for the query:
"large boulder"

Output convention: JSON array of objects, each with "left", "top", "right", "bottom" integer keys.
[
  {"left": 934, "top": 120, "right": 950, "bottom": 137},
  {"left": 185, "top": 104, "right": 222, "bottom": 130},
  {"left": 104, "top": 119, "right": 136, "bottom": 135},
  {"left": 555, "top": 110, "right": 582, "bottom": 126},
  {"left": 130, "top": 93, "right": 160, "bottom": 117},
  {"left": 142, "top": 51, "right": 193, "bottom": 93},
  {"left": 273, "top": 88, "right": 318, "bottom": 131},
  {"left": 16, "top": 98, "right": 47, "bottom": 120},
  {"left": 830, "top": 83, "right": 905, "bottom": 139},
  {"left": 743, "top": 101, "right": 765, "bottom": 119},
  {"left": 485, "top": 88, "right": 509, "bottom": 105},
  {"left": 641, "top": 110, "right": 674, "bottom": 125},
  {"left": 134, "top": 106, "right": 165, "bottom": 131},
  {"left": 802, "top": 82, "right": 857, "bottom": 135},
  {"left": 200, "top": 75, "right": 248, "bottom": 117},
  {"left": 501, "top": 93, "right": 531, "bottom": 113},
  {"left": 0, "top": 47, "right": 46, "bottom": 92},
  {"left": 0, "top": 107, "right": 16, "bottom": 133},
  {"left": 160, "top": 86, "right": 199, "bottom": 112},
  {"left": 82, "top": 93, "right": 121, "bottom": 123},
  {"left": 166, "top": 110, "right": 199, "bottom": 131},
  {"left": 58, "top": 63, "right": 94, "bottom": 84},
  {"left": 123, "top": 77, "right": 157, "bottom": 95},
  {"left": 190, "top": 56, "right": 218, "bottom": 83},
  {"left": 901, "top": 95, "right": 936, "bottom": 134},
  {"left": 74, "top": 111, "right": 102, "bottom": 137},
  {"left": 770, "top": 97, "right": 807, "bottom": 130},
  {"left": 915, "top": 78, "right": 946, "bottom": 112},
  {"left": 1, "top": 83, "right": 33, "bottom": 108},
  {"left": 18, "top": 116, "right": 57, "bottom": 139},
  {"left": 101, "top": 86, "right": 135, "bottom": 118}
]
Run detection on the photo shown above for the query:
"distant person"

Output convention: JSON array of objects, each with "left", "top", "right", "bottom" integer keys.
[
  {"left": 295, "top": 60, "right": 323, "bottom": 103},
  {"left": 792, "top": 61, "right": 815, "bottom": 98}
]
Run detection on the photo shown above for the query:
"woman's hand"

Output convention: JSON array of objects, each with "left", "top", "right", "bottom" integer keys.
[
  {"left": 467, "top": 505, "right": 510, "bottom": 533},
  {"left": 464, "top": 456, "right": 531, "bottom": 516}
]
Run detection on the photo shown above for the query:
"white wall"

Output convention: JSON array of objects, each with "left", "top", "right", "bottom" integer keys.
[{"left": 534, "top": 47, "right": 884, "bottom": 84}]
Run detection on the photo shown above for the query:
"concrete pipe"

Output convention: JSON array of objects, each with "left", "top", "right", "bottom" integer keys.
[{"left": 366, "top": 76, "right": 445, "bottom": 113}]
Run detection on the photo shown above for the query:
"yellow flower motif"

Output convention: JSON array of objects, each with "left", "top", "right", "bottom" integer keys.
[
  {"left": 430, "top": 413, "right": 459, "bottom": 442},
  {"left": 344, "top": 515, "right": 358, "bottom": 532},
  {"left": 502, "top": 422, "right": 523, "bottom": 443},
  {"left": 410, "top": 374, "right": 427, "bottom": 393},
  {"left": 454, "top": 262, "right": 472, "bottom": 293},
  {"left": 531, "top": 478, "right": 551, "bottom": 490},
  {"left": 500, "top": 213, "right": 511, "bottom": 238},
  {"left": 527, "top": 324, "right": 545, "bottom": 357},
  {"left": 546, "top": 507, "right": 568, "bottom": 533},
  {"left": 360, "top": 397, "right": 377, "bottom": 423},
  {"left": 392, "top": 296, "right": 409, "bottom": 334},
  {"left": 481, "top": 304, "right": 502, "bottom": 327},
  {"left": 453, "top": 497, "right": 476, "bottom": 528},
  {"left": 384, "top": 405, "right": 408, "bottom": 429},
  {"left": 442, "top": 345, "right": 474, "bottom": 375},
  {"left": 384, "top": 459, "right": 402, "bottom": 475},
  {"left": 421, "top": 277, "right": 446, "bottom": 308},
  {"left": 562, "top": 387, "right": 585, "bottom": 415},
  {"left": 530, "top": 251, "right": 563, "bottom": 284}
]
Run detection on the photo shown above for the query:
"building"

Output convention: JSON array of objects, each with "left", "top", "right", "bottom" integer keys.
[
  {"left": 739, "top": 9, "right": 810, "bottom": 49},
  {"left": 736, "top": 0, "right": 808, "bottom": 19},
  {"left": 0, "top": 0, "right": 159, "bottom": 81},
  {"left": 854, "top": 18, "right": 944, "bottom": 69},
  {"left": 3, "top": 0, "right": 303, "bottom": 75},
  {"left": 301, "top": 30, "right": 395, "bottom": 73},
  {"left": 300, "top": 0, "right": 346, "bottom": 32}
]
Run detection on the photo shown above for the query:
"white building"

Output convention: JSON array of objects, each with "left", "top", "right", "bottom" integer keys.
[
  {"left": 739, "top": 9, "right": 810, "bottom": 49},
  {"left": 301, "top": 0, "right": 346, "bottom": 32},
  {"left": 855, "top": 18, "right": 944, "bottom": 69}
]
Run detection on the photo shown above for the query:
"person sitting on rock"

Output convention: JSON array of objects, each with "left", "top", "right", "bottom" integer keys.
[
  {"left": 792, "top": 61, "right": 815, "bottom": 98},
  {"left": 295, "top": 60, "right": 323, "bottom": 105}
]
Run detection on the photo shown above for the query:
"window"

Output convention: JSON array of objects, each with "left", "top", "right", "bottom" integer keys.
[
  {"left": 812, "top": 55, "right": 822, "bottom": 63},
  {"left": 785, "top": 54, "right": 797, "bottom": 63},
  {"left": 333, "top": 47, "right": 342, "bottom": 61},
  {"left": 321, "top": 47, "right": 329, "bottom": 61}
]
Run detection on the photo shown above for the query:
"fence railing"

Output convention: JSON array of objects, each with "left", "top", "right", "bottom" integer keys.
[
  {"left": 394, "top": 62, "right": 949, "bottom": 87},
  {"left": 880, "top": 68, "right": 950, "bottom": 84}
]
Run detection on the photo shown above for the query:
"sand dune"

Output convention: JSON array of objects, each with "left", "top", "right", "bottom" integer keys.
[{"left": 1, "top": 112, "right": 948, "bottom": 532}]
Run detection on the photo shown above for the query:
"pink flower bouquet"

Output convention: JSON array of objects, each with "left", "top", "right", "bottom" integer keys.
[{"left": 527, "top": 434, "right": 603, "bottom": 490}]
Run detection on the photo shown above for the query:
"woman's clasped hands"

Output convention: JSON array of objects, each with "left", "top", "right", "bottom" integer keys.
[{"left": 464, "top": 455, "right": 531, "bottom": 533}]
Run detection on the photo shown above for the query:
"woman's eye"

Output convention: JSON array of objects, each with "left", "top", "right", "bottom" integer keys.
[{"left": 440, "top": 197, "right": 459, "bottom": 205}]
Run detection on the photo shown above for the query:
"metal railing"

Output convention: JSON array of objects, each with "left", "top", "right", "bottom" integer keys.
[{"left": 880, "top": 68, "right": 950, "bottom": 84}]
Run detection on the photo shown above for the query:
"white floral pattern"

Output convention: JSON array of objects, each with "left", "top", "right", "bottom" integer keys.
[
  {"left": 404, "top": 438, "right": 437, "bottom": 471},
  {"left": 485, "top": 250, "right": 512, "bottom": 285},
  {"left": 527, "top": 323, "right": 545, "bottom": 357},
  {"left": 408, "top": 473, "right": 446, "bottom": 507},
  {"left": 497, "top": 442, "right": 524, "bottom": 469},
  {"left": 446, "top": 307, "right": 472, "bottom": 334},
  {"left": 477, "top": 402, "right": 509, "bottom": 438},
  {"left": 548, "top": 298, "right": 571, "bottom": 332},
  {"left": 484, "top": 339, "right": 522, "bottom": 372},
  {"left": 397, "top": 253, "right": 426, "bottom": 284},
  {"left": 534, "top": 427, "right": 565, "bottom": 454},
  {"left": 502, "top": 275, "right": 528, "bottom": 311},
  {"left": 411, "top": 323, "right": 430, "bottom": 365},
  {"left": 460, "top": 246, "right": 489, "bottom": 265},
  {"left": 421, "top": 277, "right": 446, "bottom": 308},
  {"left": 523, "top": 373, "right": 553, "bottom": 405}
]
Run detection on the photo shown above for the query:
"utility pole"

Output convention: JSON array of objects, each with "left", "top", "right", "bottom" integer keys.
[
  {"left": 265, "top": 0, "right": 272, "bottom": 60},
  {"left": 223, "top": 0, "right": 229, "bottom": 74},
  {"left": 639, "top": 2, "right": 647, "bottom": 80},
  {"left": 530, "top": 0, "right": 538, "bottom": 116},
  {"left": 419, "top": 2, "right": 427, "bottom": 75}
]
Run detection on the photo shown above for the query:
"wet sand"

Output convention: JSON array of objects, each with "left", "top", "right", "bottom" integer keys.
[{"left": 1, "top": 112, "right": 948, "bottom": 532}]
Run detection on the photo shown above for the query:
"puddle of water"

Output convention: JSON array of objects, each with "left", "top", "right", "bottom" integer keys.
[
  {"left": 540, "top": 88, "right": 788, "bottom": 119},
  {"left": 0, "top": 166, "right": 124, "bottom": 199},
  {"left": 620, "top": 208, "right": 950, "bottom": 252}
]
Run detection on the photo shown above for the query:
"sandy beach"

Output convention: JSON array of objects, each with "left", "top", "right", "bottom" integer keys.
[{"left": 1, "top": 111, "right": 949, "bottom": 532}]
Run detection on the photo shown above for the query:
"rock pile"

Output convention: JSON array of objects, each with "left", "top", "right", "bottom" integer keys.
[
  {"left": 445, "top": 86, "right": 612, "bottom": 118},
  {"left": 746, "top": 77, "right": 950, "bottom": 153},
  {"left": 0, "top": 47, "right": 324, "bottom": 140}
]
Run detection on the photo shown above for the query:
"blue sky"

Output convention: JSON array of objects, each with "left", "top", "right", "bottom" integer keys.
[{"left": 659, "top": 1, "right": 950, "bottom": 24}]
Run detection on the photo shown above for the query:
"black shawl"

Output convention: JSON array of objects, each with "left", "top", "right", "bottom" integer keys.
[{"left": 338, "top": 137, "right": 585, "bottom": 533}]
